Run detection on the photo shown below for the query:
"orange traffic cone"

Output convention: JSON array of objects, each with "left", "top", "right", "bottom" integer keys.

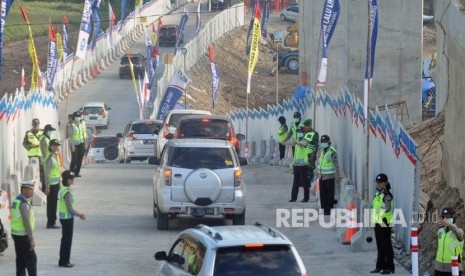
[{"left": 342, "top": 201, "right": 358, "bottom": 245}]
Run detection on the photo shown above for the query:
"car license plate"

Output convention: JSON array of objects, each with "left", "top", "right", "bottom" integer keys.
[
  {"left": 90, "top": 116, "right": 97, "bottom": 120},
  {"left": 143, "top": 139, "right": 155, "bottom": 144},
  {"left": 191, "top": 208, "right": 215, "bottom": 216}
]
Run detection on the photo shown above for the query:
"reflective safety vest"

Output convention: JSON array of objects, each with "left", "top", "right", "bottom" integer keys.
[
  {"left": 318, "top": 147, "right": 336, "bottom": 175},
  {"left": 188, "top": 253, "right": 198, "bottom": 273},
  {"left": 58, "top": 187, "right": 76, "bottom": 219},
  {"left": 41, "top": 135, "right": 51, "bottom": 159},
  {"left": 278, "top": 125, "right": 289, "bottom": 143},
  {"left": 294, "top": 143, "right": 310, "bottom": 165},
  {"left": 26, "top": 130, "right": 43, "bottom": 157},
  {"left": 10, "top": 195, "right": 35, "bottom": 236},
  {"left": 304, "top": 131, "right": 318, "bottom": 154},
  {"left": 436, "top": 228, "right": 464, "bottom": 264},
  {"left": 372, "top": 191, "right": 394, "bottom": 225},
  {"left": 71, "top": 123, "right": 82, "bottom": 145},
  {"left": 79, "top": 120, "right": 87, "bottom": 143},
  {"left": 47, "top": 154, "right": 61, "bottom": 185},
  {"left": 292, "top": 121, "right": 301, "bottom": 141}
]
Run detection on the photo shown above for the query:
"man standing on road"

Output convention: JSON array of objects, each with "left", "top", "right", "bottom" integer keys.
[
  {"left": 58, "top": 170, "right": 86, "bottom": 268},
  {"left": 23, "top": 119, "right": 44, "bottom": 186},
  {"left": 67, "top": 112, "right": 84, "bottom": 177},
  {"left": 277, "top": 116, "right": 289, "bottom": 160},
  {"left": 316, "top": 135, "right": 340, "bottom": 215},
  {"left": 288, "top": 112, "right": 302, "bottom": 157},
  {"left": 434, "top": 207, "right": 463, "bottom": 276},
  {"left": 370, "top": 173, "right": 395, "bottom": 275},
  {"left": 44, "top": 139, "right": 62, "bottom": 229},
  {"left": 11, "top": 180, "right": 37, "bottom": 276}
]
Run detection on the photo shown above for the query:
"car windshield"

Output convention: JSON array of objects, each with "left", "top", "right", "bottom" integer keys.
[
  {"left": 131, "top": 122, "right": 161, "bottom": 134},
  {"left": 179, "top": 120, "right": 230, "bottom": 139},
  {"left": 169, "top": 147, "right": 234, "bottom": 170},
  {"left": 83, "top": 106, "right": 104, "bottom": 114},
  {"left": 213, "top": 245, "right": 302, "bottom": 275},
  {"left": 160, "top": 28, "right": 176, "bottom": 37},
  {"left": 121, "top": 57, "right": 142, "bottom": 64},
  {"left": 92, "top": 137, "right": 119, "bottom": 148}
]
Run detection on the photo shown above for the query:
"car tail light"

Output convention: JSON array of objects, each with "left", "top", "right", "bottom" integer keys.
[
  {"left": 234, "top": 169, "right": 242, "bottom": 187},
  {"left": 164, "top": 169, "right": 172, "bottom": 186},
  {"left": 127, "top": 133, "right": 139, "bottom": 141},
  {"left": 302, "top": 272, "right": 309, "bottom": 276},
  {"left": 162, "top": 124, "right": 170, "bottom": 138},
  {"left": 101, "top": 111, "right": 106, "bottom": 118},
  {"left": 229, "top": 128, "right": 239, "bottom": 149},
  {"left": 224, "top": 208, "right": 235, "bottom": 214},
  {"left": 244, "top": 243, "right": 264, "bottom": 248},
  {"left": 91, "top": 138, "right": 96, "bottom": 148},
  {"left": 176, "top": 128, "right": 182, "bottom": 138},
  {"left": 201, "top": 118, "right": 210, "bottom": 122}
]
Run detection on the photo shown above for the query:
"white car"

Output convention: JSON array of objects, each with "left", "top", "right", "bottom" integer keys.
[
  {"left": 81, "top": 102, "right": 111, "bottom": 129},
  {"left": 154, "top": 109, "right": 211, "bottom": 159},
  {"left": 86, "top": 136, "right": 119, "bottom": 163},
  {"left": 280, "top": 6, "right": 299, "bottom": 22},
  {"left": 117, "top": 119, "right": 162, "bottom": 163}
]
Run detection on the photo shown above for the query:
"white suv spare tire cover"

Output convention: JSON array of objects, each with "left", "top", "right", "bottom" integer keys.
[{"left": 184, "top": 169, "right": 222, "bottom": 206}]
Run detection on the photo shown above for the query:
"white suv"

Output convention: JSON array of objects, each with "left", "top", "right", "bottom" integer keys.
[
  {"left": 154, "top": 109, "right": 211, "bottom": 159},
  {"left": 154, "top": 223, "right": 308, "bottom": 275},
  {"left": 152, "top": 139, "right": 247, "bottom": 230},
  {"left": 81, "top": 102, "right": 111, "bottom": 129}
]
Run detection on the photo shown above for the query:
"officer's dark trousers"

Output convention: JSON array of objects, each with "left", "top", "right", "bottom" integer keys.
[
  {"left": 320, "top": 177, "right": 335, "bottom": 215},
  {"left": 435, "top": 270, "right": 462, "bottom": 276},
  {"left": 47, "top": 184, "right": 60, "bottom": 226},
  {"left": 12, "top": 234, "right": 37, "bottom": 276},
  {"left": 279, "top": 143, "right": 286, "bottom": 159},
  {"left": 374, "top": 223, "right": 394, "bottom": 271},
  {"left": 70, "top": 144, "right": 84, "bottom": 176},
  {"left": 291, "top": 165, "right": 309, "bottom": 201},
  {"left": 59, "top": 218, "right": 74, "bottom": 265}
]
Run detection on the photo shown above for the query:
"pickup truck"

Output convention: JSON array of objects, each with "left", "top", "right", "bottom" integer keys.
[{"left": 273, "top": 49, "right": 299, "bottom": 74}]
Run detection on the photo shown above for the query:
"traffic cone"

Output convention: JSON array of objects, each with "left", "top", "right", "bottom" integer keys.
[{"left": 342, "top": 201, "right": 358, "bottom": 245}]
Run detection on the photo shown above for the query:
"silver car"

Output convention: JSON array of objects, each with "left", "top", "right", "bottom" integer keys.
[
  {"left": 152, "top": 139, "right": 247, "bottom": 230},
  {"left": 154, "top": 223, "right": 308, "bottom": 275},
  {"left": 117, "top": 119, "right": 162, "bottom": 163},
  {"left": 280, "top": 6, "right": 299, "bottom": 22}
]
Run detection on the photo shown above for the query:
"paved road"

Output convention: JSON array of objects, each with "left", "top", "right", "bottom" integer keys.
[{"left": 0, "top": 3, "right": 412, "bottom": 275}]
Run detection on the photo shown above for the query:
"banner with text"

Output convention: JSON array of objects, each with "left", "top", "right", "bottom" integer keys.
[
  {"left": 156, "top": 67, "right": 191, "bottom": 120},
  {"left": 317, "top": 0, "right": 340, "bottom": 85}
]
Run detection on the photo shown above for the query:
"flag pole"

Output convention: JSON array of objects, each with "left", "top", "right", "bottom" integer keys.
[
  {"left": 365, "top": 0, "right": 373, "bottom": 202},
  {"left": 313, "top": 28, "right": 322, "bottom": 125}
]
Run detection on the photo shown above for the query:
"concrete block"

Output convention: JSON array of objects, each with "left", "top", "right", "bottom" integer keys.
[
  {"left": 280, "top": 144, "right": 293, "bottom": 166},
  {"left": 351, "top": 200, "right": 377, "bottom": 252},
  {"left": 264, "top": 138, "right": 277, "bottom": 163},
  {"left": 254, "top": 140, "right": 267, "bottom": 163}
]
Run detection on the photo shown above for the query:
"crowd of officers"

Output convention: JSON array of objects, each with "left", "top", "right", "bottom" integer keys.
[
  {"left": 277, "top": 112, "right": 463, "bottom": 276},
  {"left": 12, "top": 116, "right": 88, "bottom": 275}
]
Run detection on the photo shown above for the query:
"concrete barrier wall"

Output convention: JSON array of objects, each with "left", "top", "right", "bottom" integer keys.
[{"left": 228, "top": 88, "right": 419, "bottom": 249}]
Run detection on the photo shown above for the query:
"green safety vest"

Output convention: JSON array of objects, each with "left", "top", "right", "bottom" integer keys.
[
  {"left": 318, "top": 147, "right": 337, "bottom": 175},
  {"left": 278, "top": 125, "right": 289, "bottom": 143},
  {"left": 41, "top": 135, "right": 51, "bottom": 159},
  {"left": 71, "top": 123, "right": 81, "bottom": 145},
  {"left": 80, "top": 120, "right": 87, "bottom": 142},
  {"left": 372, "top": 192, "right": 394, "bottom": 225},
  {"left": 304, "top": 131, "right": 317, "bottom": 154},
  {"left": 294, "top": 144, "right": 310, "bottom": 166},
  {"left": 188, "top": 253, "right": 198, "bottom": 273},
  {"left": 58, "top": 187, "right": 76, "bottom": 219},
  {"left": 46, "top": 154, "right": 61, "bottom": 185},
  {"left": 10, "top": 195, "right": 35, "bottom": 236},
  {"left": 436, "top": 228, "right": 464, "bottom": 264},
  {"left": 291, "top": 121, "right": 301, "bottom": 141},
  {"left": 26, "top": 130, "right": 43, "bottom": 157}
]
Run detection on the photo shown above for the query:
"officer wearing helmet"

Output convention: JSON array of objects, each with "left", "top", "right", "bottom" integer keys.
[
  {"left": 316, "top": 134, "right": 340, "bottom": 215},
  {"left": 277, "top": 116, "right": 289, "bottom": 160},
  {"left": 23, "top": 118, "right": 44, "bottom": 185},
  {"left": 435, "top": 207, "right": 464, "bottom": 276}
]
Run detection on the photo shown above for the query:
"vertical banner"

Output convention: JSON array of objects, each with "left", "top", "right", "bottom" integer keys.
[
  {"left": 56, "top": 30, "right": 64, "bottom": 63},
  {"left": 246, "top": 4, "right": 261, "bottom": 94},
  {"left": 317, "top": 0, "right": 340, "bottom": 85},
  {"left": 364, "top": 0, "right": 378, "bottom": 115},
  {"left": 260, "top": 0, "right": 270, "bottom": 44},
  {"left": 46, "top": 24, "right": 58, "bottom": 92},
  {"left": 195, "top": 0, "right": 203, "bottom": 36},
  {"left": 0, "top": 0, "right": 15, "bottom": 80},
  {"left": 156, "top": 67, "right": 191, "bottom": 120},
  {"left": 208, "top": 45, "right": 219, "bottom": 110},
  {"left": 20, "top": 5, "right": 40, "bottom": 90},
  {"left": 108, "top": 2, "right": 116, "bottom": 48},
  {"left": 62, "top": 16, "right": 69, "bottom": 58},
  {"left": 90, "top": 0, "right": 102, "bottom": 51},
  {"left": 175, "top": 8, "right": 189, "bottom": 54},
  {"left": 121, "top": 0, "right": 128, "bottom": 21},
  {"left": 76, "top": 0, "right": 95, "bottom": 59}
]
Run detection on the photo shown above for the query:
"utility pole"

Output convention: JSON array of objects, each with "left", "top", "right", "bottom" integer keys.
[
  {"left": 365, "top": 0, "right": 373, "bottom": 201},
  {"left": 181, "top": 47, "right": 188, "bottom": 109}
]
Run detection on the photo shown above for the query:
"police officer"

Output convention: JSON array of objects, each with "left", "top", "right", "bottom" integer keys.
[
  {"left": 67, "top": 112, "right": 84, "bottom": 177},
  {"left": 40, "top": 124, "right": 56, "bottom": 191},
  {"left": 44, "top": 139, "right": 62, "bottom": 229},
  {"left": 289, "top": 111, "right": 302, "bottom": 156},
  {"left": 277, "top": 116, "right": 289, "bottom": 160},
  {"left": 23, "top": 119, "right": 44, "bottom": 185},
  {"left": 11, "top": 180, "right": 37, "bottom": 276},
  {"left": 65, "top": 114, "right": 73, "bottom": 140},
  {"left": 316, "top": 135, "right": 340, "bottom": 215},
  {"left": 58, "top": 170, "right": 86, "bottom": 268},
  {"left": 435, "top": 207, "right": 464, "bottom": 276},
  {"left": 370, "top": 173, "right": 395, "bottom": 274},
  {"left": 289, "top": 119, "right": 317, "bottom": 202}
]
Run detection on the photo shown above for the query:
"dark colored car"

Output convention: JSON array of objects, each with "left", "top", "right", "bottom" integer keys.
[
  {"left": 211, "top": 0, "right": 232, "bottom": 10},
  {"left": 119, "top": 54, "right": 146, "bottom": 79},
  {"left": 173, "top": 115, "right": 245, "bottom": 154},
  {"left": 274, "top": 49, "right": 299, "bottom": 74},
  {"left": 158, "top": 25, "right": 184, "bottom": 47}
]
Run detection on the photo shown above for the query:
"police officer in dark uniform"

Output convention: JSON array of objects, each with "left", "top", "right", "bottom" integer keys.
[{"left": 370, "top": 173, "right": 395, "bottom": 274}]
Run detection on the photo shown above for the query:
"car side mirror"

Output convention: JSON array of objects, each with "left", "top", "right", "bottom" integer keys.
[
  {"left": 116, "top": 133, "right": 123, "bottom": 139},
  {"left": 154, "top": 251, "right": 167, "bottom": 261},
  {"left": 236, "top": 134, "right": 246, "bottom": 141},
  {"left": 166, "top": 133, "right": 174, "bottom": 140},
  {"left": 239, "top": 157, "right": 248, "bottom": 166},
  {"left": 153, "top": 129, "right": 159, "bottom": 135},
  {"left": 107, "top": 107, "right": 111, "bottom": 110},
  {"left": 148, "top": 156, "right": 158, "bottom": 165}
]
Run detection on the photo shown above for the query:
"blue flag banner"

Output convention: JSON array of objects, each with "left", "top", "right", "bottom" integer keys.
[
  {"left": 0, "top": 0, "right": 15, "bottom": 80},
  {"left": 46, "top": 26, "right": 59, "bottom": 92},
  {"left": 75, "top": 0, "right": 96, "bottom": 59},
  {"left": 317, "top": 0, "right": 340, "bottom": 85},
  {"left": 62, "top": 17, "right": 69, "bottom": 57},
  {"left": 211, "top": 62, "right": 220, "bottom": 109},
  {"left": 175, "top": 10, "right": 188, "bottom": 54},
  {"left": 156, "top": 67, "right": 191, "bottom": 120},
  {"left": 121, "top": 0, "right": 128, "bottom": 21},
  {"left": 363, "top": 0, "right": 378, "bottom": 115},
  {"left": 261, "top": 0, "right": 270, "bottom": 41},
  {"left": 90, "top": 0, "right": 102, "bottom": 50}
]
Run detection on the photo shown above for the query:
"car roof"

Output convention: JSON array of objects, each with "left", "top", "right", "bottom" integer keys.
[
  {"left": 83, "top": 102, "right": 106, "bottom": 107},
  {"left": 166, "top": 139, "right": 233, "bottom": 148},
  {"left": 183, "top": 224, "right": 293, "bottom": 248},
  {"left": 166, "top": 109, "right": 211, "bottom": 116},
  {"left": 129, "top": 119, "right": 162, "bottom": 124},
  {"left": 160, "top": 24, "right": 178, "bottom": 28},
  {"left": 178, "top": 114, "right": 231, "bottom": 123}
]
